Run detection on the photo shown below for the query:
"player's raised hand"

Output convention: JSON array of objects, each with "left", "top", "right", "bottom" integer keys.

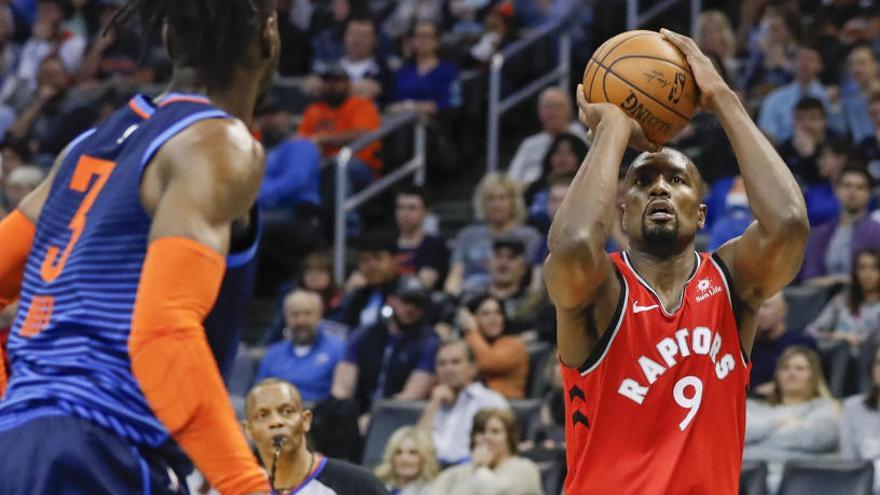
[
  {"left": 660, "top": 28, "right": 732, "bottom": 113},
  {"left": 575, "top": 84, "right": 660, "bottom": 153}
]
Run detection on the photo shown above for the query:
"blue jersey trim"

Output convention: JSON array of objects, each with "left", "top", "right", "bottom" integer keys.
[
  {"left": 288, "top": 456, "right": 328, "bottom": 495},
  {"left": 133, "top": 446, "right": 152, "bottom": 495},
  {"left": 227, "top": 207, "right": 262, "bottom": 268},
  {"left": 140, "top": 110, "right": 229, "bottom": 171},
  {"left": 130, "top": 95, "right": 156, "bottom": 119},
  {"left": 0, "top": 404, "right": 67, "bottom": 433},
  {"left": 66, "top": 128, "right": 97, "bottom": 154}
]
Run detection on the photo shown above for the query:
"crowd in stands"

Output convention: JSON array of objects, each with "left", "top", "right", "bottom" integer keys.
[{"left": 6, "top": 0, "right": 880, "bottom": 494}]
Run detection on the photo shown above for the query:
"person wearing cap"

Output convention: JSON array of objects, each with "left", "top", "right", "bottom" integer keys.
[
  {"left": 331, "top": 274, "right": 439, "bottom": 415},
  {"left": 462, "top": 234, "right": 546, "bottom": 337},
  {"left": 335, "top": 233, "right": 401, "bottom": 329},
  {"left": 298, "top": 61, "right": 383, "bottom": 176}
]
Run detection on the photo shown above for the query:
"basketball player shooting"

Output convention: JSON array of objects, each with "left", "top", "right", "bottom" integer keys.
[
  {"left": 0, "top": 1, "right": 279, "bottom": 494},
  {"left": 545, "top": 29, "right": 809, "bottom": 494}
]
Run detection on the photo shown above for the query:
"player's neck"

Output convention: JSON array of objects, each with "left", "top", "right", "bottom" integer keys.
[
  {"left": 272, "top": 448, "right": 316, "bottom": 491},
  {"left": 164, "top": 69, "right": 258, "bottom": 126},
  {"left": 627, "top": 247, "right": 696, "bottom": 293}
]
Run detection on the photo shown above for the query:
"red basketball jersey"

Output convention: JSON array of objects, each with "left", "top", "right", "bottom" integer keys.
[{"left": 561, "top": 251, "right": 751, "bottom": 495}]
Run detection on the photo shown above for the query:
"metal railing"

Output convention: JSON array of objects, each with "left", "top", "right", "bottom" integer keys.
[
  {"left": 486, "top": 18, "right": 572, "bottom": 173},
  {"left": 627, "top": 0, "right": 702, "bottom": 36},
  {"left": 333, "top": 111, "right": 426, "bottom": 284}
]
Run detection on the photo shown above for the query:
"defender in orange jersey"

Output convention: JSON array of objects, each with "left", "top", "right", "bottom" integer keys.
[
  {"left": 0, "top": 1, "right": 280, "bottom": 494},
  {"left": 544, "top": 30, "right": 809, "bottom": 494}
]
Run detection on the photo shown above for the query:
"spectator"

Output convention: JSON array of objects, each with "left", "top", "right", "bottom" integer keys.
[
  {"left": 395, "top": 184, "right": 449, "bottom": 290},
  {"left": 744, "top": 347, "right": 840, "bottom": 492},
  {"left": 859, "top": 90, "right": 880, "bottom": 178},
  {"left": 243, "top": 379, "right": 389, "bottom": 495},
  {"left": 507, "top": 87, "right": 585, "bottom": 187},
  {"left": 750, "top": 292, "right": 817, "bottom": 398},
  {"left": 695, "top": 10, "right": 739, "bottom": 87},
  {"left": 839, "top": 45, "right": 880, "bottom": 145},
  {"left": 336, "top": 233, "right": 399, "bottom": 330},
  {"left": 840, "top": 347, "right": 880, "bottom": 480},
  {"left": 801, "top": 166, "right": 880, "bottom": 287},
  {"left": 75, "top": 1, "right": 151, "bottom": 87},
  {"left": 331, "top": 275, "right": 439, "bottom": 414},
  {"left": 777, "top": 97, "right": 836, "bottom": 185},
  {"left": 300, "top": 250, "right": 346, "bottom": 320},
  {"left": 429, "top": 408, "right": 543, "bottom": 495},
  {"left": 708, "top": 176, "right": 753, "bottom": 251},
  {"left": 382, "top": 0, "right": 444, "bottom": 41},
  {"left": 374, "top": 426, "right": 439, "bottom": 495},
  {"left": 1, "top": 164, "right": 42, "bottom": 210},
  {"left": 299, "top": 63, "right": 382, "bottom": 177},
  {"left": 520, "top": 350, "right": 564, "bottom": 451},
  {"left": 388, "top": 22, "right": 459, "bottom": 116},
  {"left": 444, "top": 172, "right": 542, "bottom": 296},
  {"left": 256, "top": 103, "right": 323, "bottom": 295},
  {"left": 525, "top": 132, "right": 588, "bottom": 231},
  {"left": 457, "top": 294, "right": 528, "bottom": 399},
  {"left": 446, "top": 0, "right": 493, "bottom": 38},
  {"left": 335, "top": 17, "right": 393, "bottom": 101},
  {"left": 256, "top": 290, "right": 346, "bottom": 402},
  {"left": 805, "top": 138, "right": 855, "bottom": 226},
  {"left": 758, "top": 45, "right": 838, "bottom": 144},
  {"left": 807, "top": 248, "right": 880, "bottom": 393},
  {"left": 462, "top": 236, "right": 544, "bottom": 337},
  {"left": 466, "top": 1, "right": 516, "bottom": 68},
  {"left": 275, "top": 0, "right": 313, "bottom": 77},
  {"left": 309, "top": 0, "right": 365, "bottom": 71},
  {"left": 418, "top": 339, "right": 508, "bottom": 466},
  {"left": 740, "top": 9, "right": 798, "bottom": 98}
]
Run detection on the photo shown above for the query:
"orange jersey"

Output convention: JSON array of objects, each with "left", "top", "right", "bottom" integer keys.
[
  {"left": 562, "top": 251, "right": 750, "bottom": 495},
  {"left": 298, "top": 96, "right": 382, "bottom": 173}
]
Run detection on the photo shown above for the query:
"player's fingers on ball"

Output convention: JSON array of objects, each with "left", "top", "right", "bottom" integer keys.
[{"left": 575, "top": 84, "right": 589, "bottom": 108}]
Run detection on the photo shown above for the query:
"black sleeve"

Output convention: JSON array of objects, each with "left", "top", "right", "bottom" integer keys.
[{"left": 318, "top": 459, "right": 390, "bottom": 495}]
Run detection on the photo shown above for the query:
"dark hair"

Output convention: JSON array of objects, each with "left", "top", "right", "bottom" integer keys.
[
  {"left": 836, "top": 165, "right": 872, "bottom": 187},
  {"left": 395, "top": 183, "right": 431, "bottom": 208},
  {"left": 298, "top": 249, "right": 339, "bottom": 309},
  {"left": 109, "top": 0, "right": 275, "bottom": 90},
  {"left": 471, "top": 408, "right": 519, "bottom": 455},
  {"left": 465, "top": 293, "right": 508, "bottom": 338},
  {"left": 848, "top": 249, "right": 880, "bottom": 315},
  {"left": 541, "top": 133, "right": 588, "bottom": 180},
  {"left": 437, "top": 339, "right": 476, "bottom": 364},
  {"left": 866, "top": 347, "right": 880, "bottom": 410},
  {"left": 794, "top": 96, "right": 825, "bottom": 115}
]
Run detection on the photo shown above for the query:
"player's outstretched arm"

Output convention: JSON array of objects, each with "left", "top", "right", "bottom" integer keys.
[
  {"left": 662, "top": 29, "right": 809, "bottom": 354},
  {"left": 129, "top": 119, "right": 269, "bottom": 495},
  {"left": 545, "top": 90, "right": 657, "bottom": 367}
]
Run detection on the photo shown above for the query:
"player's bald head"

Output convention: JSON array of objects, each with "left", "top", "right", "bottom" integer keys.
[{"left": 625, "top": 147, "right": 706, "bottom": 200}]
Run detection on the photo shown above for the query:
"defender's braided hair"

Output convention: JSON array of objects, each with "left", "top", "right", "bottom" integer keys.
[{"left": 109, "top": 0, "right": 275, "bottom": 90}]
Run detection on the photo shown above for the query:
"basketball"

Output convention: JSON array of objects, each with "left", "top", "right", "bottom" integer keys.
[{"left": 582, "top": 30, "right": 700, "bottom": 144}]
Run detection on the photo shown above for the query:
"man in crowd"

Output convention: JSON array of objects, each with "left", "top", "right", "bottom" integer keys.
[
  {"left": 506, "top": 87, "right": 585, "bottom": 186},
  {"left": 244, "top": 379, "right": 388, "bottom": 494},
  {"left": 335, "top": 233, "right": 400, "bottom": 329},
  {"left": 749, "top": 292, "right": 816, "bottom": 398},
  {"left": 418, "top": 339, "right": 508, "bottom": 466},
  {"left": 395, "top": 184, "right": 449, "bottom": 290},
  {"left": 331, "top": 275, "right": 438, "bottom": 414},
  {"left": 802, "top": 166, "right": 880, "bottom": 286},
  {"left": 256, "top": 290, "right": 346, "bottom": 403}
]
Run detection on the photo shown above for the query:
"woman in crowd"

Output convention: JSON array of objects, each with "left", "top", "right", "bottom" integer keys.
[
  {"left": 744, "top": 346, "right": 841, "bottom": 491},
  {"left": 458, "top": 294, "right": 528, "bottom": 399},
  {"left": 444, "top": 172, "right": 541, "bottom": 296},
  {"left": 840, "top": 346, "right": 880, "bottom": 484},
  {"left": 430, "top": 408, "right": 543, "bottom": 495},
  {"left": 520, "top": 348, "right": 564, "bottom": 451},
  {"left": 525, "top": 132, "right": 587, "bottom": 233},
  {"left": 375, "top": 427, "right": 439, "bottom": 495},
  {"left": 807, "top": 249, "right": 880, "bottom": 393}
]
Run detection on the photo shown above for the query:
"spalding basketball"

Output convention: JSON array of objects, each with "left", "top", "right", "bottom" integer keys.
[{"left": 582, "top": 30, "right": 699, "bottom": 144}]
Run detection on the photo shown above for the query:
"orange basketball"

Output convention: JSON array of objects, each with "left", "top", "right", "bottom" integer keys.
[{"left": 582, "top": 30, "right": 700, "bottom": 144}]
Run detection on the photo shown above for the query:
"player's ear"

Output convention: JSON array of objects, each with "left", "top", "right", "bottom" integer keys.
[
  {"left": 261, "top": 12, "right": 279, "bottom": 61},
  {"left": 697, "top": 203, "right": 707, "bottom": 230},
  {"left": 302, "top": 409, "right": 314, "bottom": 434},
  {"left": 241, "top": 420, "right": 253, "bottom": 442},
  {"left": 620, "top": 203, "right": 628, "bottom": 234}
]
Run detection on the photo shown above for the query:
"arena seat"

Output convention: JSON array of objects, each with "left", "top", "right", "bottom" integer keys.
[
  {"left": 778, "top": 460, "right": 874, "bottom": 495},
  {"left": 739, "top": 459, "right": 768, "bottom": 495},
  {"left": 361, "top": 400, "right": 427, "bottom": 469},
  {"left": 509, "top": 399, "right": 543, "bottom": 437},
  {"left": 526, "top": 341, "right": 553, "bottom": 398},
  {"left": 783, "top": 285, "right": 830, "bottom": 332}
]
